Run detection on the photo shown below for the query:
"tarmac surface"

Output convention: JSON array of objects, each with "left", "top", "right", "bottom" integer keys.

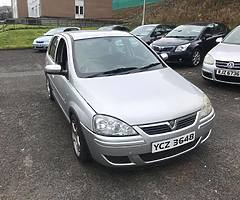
[{"left": 0, "top": 49, "right": 239, "bottom": 200}]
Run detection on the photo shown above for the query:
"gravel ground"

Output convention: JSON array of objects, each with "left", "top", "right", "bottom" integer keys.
[{"left": 0, "top": 49, "right": 239, "bottom": 200}]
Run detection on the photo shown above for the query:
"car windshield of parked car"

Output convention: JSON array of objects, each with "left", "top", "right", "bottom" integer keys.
[
  {"left": 131, "top": 25, "right": 156, "bottom": 36},
  {"left": 73, "top": 36, "right": 163, "bottom": 77},
  {"left": 166, "top": 25, "right": 205, "bottom": 39},
  {"left": 44, "top": 28, "right": 65, "bottom": 36},
  {"left": 223, "top": 27, "right": 240, "bottom": 45}
]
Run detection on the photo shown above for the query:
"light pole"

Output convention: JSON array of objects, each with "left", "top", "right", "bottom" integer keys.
[{"left": 141, "top": 0, "right": 146, "bottom": 25}]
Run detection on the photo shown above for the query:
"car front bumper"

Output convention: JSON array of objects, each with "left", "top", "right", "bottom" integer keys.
[
  {"left": 202, "top": 63, "right": 240, "bottom": 84},
  {"left": 33, "top": 43, "right": 49, "bottom": 50},
  {"left": 157, "top": 51, "right": 192, "bottom": 65},
  {"left": 82, "top": 110, "right": 215, "bottom": 167}
]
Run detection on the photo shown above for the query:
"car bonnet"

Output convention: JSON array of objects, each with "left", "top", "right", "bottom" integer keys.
[{"left": 74, "top": 68, "right": 203, "bottom": 125}]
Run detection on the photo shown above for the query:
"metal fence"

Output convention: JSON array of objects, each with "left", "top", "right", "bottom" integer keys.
[{"left": 4, "top": 17, "right": 123, "bottom": 28}]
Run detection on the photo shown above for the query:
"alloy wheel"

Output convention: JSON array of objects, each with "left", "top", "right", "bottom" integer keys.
[
  {"left": 71, "top": 120, "right": 81, "bottom": 157},
  {"left": 192, "top": 51, "right": 201, "bottom": 66}
]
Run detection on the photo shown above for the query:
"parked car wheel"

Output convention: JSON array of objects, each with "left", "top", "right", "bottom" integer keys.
[
  {"left": 191, "top": 49, "right": 202, "bottom": 67},
  {"left": 46, "top": 78, "right": 54, "bottom": 101},
  {"left": 71, "top": 114, "right": 92, "bottom": 162}
]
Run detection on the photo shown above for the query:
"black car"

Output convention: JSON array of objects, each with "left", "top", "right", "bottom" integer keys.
[
  {"left": 131, "top": 24, "right": 176, "bottom": 45},
  {"left": 150, "top": 22, "right": 229, "bottom": 66},
  {"left": 98, "top": 25, "right": 130, "bottom": 32}
]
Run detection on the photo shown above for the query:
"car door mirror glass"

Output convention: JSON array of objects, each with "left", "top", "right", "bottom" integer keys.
[
  {"left": 216, "top": 37, "right": 223, "bottom": 43},
  {"left": 45, "top": 64, "right": 62, "bottom": 75}
]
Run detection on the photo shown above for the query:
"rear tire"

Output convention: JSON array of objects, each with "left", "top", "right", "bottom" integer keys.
[{"left": 70, "top": 114, "right": 92, "bottom": 163}]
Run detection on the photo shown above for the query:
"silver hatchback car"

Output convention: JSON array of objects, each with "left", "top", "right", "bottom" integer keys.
[{"left": 45, "top": 31, "right": 215, "bottom": 167}]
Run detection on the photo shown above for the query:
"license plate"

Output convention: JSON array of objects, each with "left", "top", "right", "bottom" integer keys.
[
  {"left": 152, "top": 132, "right": 195, "bottom": 153},
  {"left": 216, "top": 69, "right": 240, "bottom": 77}
]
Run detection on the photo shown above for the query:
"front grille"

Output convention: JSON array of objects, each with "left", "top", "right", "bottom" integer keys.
[
  {"left": 140, "top": 138, "right": 199, "bottom": 162},
  {"left": 140, "top": 113, "right": 197, "bottom": 135},
  {"left": 36, "top": 41, "right": 44, "bottom": 44},
  {"left": 153, "top": 45, "right": 175, "bottom": 53},
  {"left": 176, "top": 114, "right": 196, "bottom": 129},
  {"left": 216, "top": 60, "right": 240, "bottom": 70},
  {"left": 215, "top": 73, "right": 240, "bottom": 83}
]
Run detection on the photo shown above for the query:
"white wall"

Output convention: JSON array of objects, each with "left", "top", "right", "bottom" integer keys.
[
  {"left": 75, "top": 0, "right": 84, "bottom": 19},
  {"left": 12, "top": 0, "right": 18, "bottom": 18},
  {"left": 27, "top": 0, "right": 40, "bottom": 18}
]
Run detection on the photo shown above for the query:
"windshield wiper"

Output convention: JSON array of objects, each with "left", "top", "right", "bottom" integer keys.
[
  {"left": 87, "top": 67, "right": 138, "bottom": 78},
  {"left": 166, "top": 36, "right": 183, "bottom": 38},
  {"left": 137, "top": 62, "right": 161, "bottom": 71}
]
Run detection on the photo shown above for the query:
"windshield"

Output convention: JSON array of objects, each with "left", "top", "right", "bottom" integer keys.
[
  {"left": 131, "top": 25, "right": 156, "bottom": 36},
  {"left": 44, "top": 28, "right": 65, "bottom": 36},
  {"left": 223, "top": 27, "right": 240, "bottom": 45},
  {"left": 73, "top": 36, "right": 163, "bottom": 78},
  {"left": 166, "top": 25, "right": 205, "bottom": 39}
]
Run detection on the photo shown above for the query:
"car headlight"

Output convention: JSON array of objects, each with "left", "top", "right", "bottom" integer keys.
[
  {"left": 175, "top": 43, "right": 191, "bottom": 52},
  {"left": 93, "top": 115, "right": 138, "bottom": 136},
  {"left": 200, "top": 94, "right": 212, "bottom": 119},
  {"left": 203, "top": 54, "right": 215, "bottom": 65}
]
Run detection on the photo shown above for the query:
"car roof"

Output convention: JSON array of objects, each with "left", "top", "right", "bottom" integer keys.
[
  {"left": 64, "top": 30, "right": 132, "bottom": 40},
  {"left": 140, "top": 24, "right": 159, "bottom": 27},
  {"left": 52, "top": 27, "right": 80, "bottom": 30},
  {"left": 185, "top": 22, "right": 222, "bottom": 26}
]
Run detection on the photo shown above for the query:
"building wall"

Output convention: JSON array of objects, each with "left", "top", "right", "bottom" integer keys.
[
  {"left": 12, "top": 0, "right": 28, "bottom": 18},
  {"left": 41, "top": 0, "right": 75, "bottom": 18},
  {"left": 12, "top": 0, "right": 112, "bottom": 19},
  {"left": 85, "top": 0, "right": 112, "bottom": 19}
]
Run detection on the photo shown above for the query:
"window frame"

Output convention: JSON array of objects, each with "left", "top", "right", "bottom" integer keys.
[
  {"left": 55, "top": 37, "right": 69, "bottom": 79},
  {"left": 48, "top": 36, "right": 59, "bottom": 61}
]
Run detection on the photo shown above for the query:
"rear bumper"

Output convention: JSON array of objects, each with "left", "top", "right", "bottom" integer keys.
[{"left": 82, "top": 110, "right": 215, "bottom": 167}]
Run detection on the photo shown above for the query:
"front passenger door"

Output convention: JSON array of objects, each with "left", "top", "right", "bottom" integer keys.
[
  {"left": 52, "top": 38, "right": 71, "bottom": 116},
  {"left": 201, "top": 25, "right": 216, "bottom": 53}
]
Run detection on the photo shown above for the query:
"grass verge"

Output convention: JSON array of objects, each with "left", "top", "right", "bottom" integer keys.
[
  {"left": 0, "top": 25, "right": 97, "bottom": 49},
  {"left": 0, "top": 28, "right": 49, "bottom": 49}
]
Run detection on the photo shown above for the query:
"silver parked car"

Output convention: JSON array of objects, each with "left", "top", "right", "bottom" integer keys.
[
  {"left": 33, "top": 27, "right": 80, "bottom": 50},
  {"left": 45, "top": 31, "right": 215, "bottom": 167},
  {"left": 202, "top": 25, "right": 240, "bottom": 84}
]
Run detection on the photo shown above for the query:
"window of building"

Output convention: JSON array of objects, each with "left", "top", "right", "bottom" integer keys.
[
  {"left": 80, "top": 6, "right": 84, "bottom": 15},
  {"left": 75, "top": 6, "right": 79, "bottom": 14}
]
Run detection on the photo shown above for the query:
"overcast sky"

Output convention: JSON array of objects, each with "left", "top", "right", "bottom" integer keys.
[{"left": 0, "top": 0, "right": 11, "bottom": 7}]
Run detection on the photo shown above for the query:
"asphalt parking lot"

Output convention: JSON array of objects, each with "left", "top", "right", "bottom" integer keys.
[{"left": 0, "top": 49, "right": 239, "bottom": 200}]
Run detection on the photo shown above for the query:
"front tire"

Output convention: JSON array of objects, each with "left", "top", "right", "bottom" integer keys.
[
  {"left": 191, "top": 49, "right": 202, "bottom": 67},
  {"left": 71, "top": 115, "right": 92, "bottom": 163},
  {"left": 46, "top": 78, "right": 54, "bottom": 101}
]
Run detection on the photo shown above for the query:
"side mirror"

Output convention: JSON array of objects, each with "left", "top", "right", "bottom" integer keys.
[
  {"left": 216, "top": 37, "right": 223, "bottom": 43},
  {"left": 202, "top": 33, "right": 212, "bottom": 40},
  {"left": 160, "top": 53, "right": 168, "bottom": 61},
  {"left": 45, "top": 64, "right": 62, "bottom": 75}
]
